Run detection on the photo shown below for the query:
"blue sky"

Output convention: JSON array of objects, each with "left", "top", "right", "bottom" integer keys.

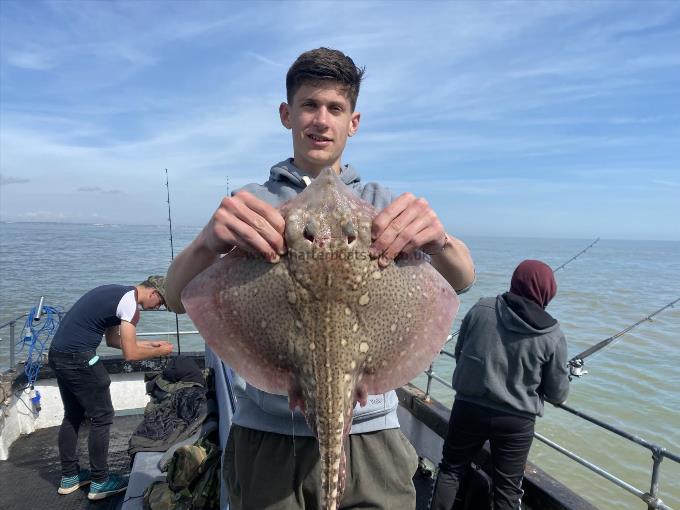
[{"left": 1, "top": 0, "right": 678, "bottom": 241}]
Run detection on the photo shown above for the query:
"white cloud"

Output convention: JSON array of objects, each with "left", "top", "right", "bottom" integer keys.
[
  {"left": 18, "top": 210, "right": 68, "bottom": 221},
  {"left": 0, "top": 175, "right": 30, "bottom": 185},
  {"left": 77, "top": 186, "right": 125, "bottom": 195},
  {"left": 248, "top": 52, "right": 283, "bottom": 67},
  {"left": 5, "top": 49, "right": 57, "bottom": 70}
]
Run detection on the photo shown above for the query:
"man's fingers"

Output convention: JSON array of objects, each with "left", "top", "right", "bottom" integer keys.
[
  {"left": 371, "top": 192, "right": 416, "bottom": 242},
  {"left": 401, "top": 225, "right": 441, "bottom": 255},
  {"left": 229, "top": 192, "right": 286, "bottom": 256},
  {"left": 377, "top": 214, "right": 430, "bottom": 265},
  {"left": 228, "top": 222, "right": 280, "bottom": 263},
  {"left": 237, "top": 191, "right": 286, "bottom": 235},
  {"left": 371, "top": 194, "right": 431, "bottom": 259},
  {"left": 209, "top": 191, "right": 285, "bottom": 260}
]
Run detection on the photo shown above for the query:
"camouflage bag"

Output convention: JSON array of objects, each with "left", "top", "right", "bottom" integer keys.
[
  {"left": 186, "top": 446, "right": 221, "bottom": 509},
  {"left": 143, "top": 481, "right": 192, "bottom": 510},
  {"left": 167, "top": 444, "right": 209, "bottom": 491},
  {"left": 145, "top": 434, "right": 221, "bottom": 510}
]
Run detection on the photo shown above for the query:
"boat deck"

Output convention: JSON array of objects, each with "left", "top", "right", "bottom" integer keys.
[
  {"left": 0, "top": 414, "right": 142, "bottom": 510},
  {"left": 1, "top": 412, "right": 436, "bottom": 510}
]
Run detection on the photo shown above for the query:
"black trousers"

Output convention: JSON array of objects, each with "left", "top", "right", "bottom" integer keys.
[
  {"left": 430, "top": 399, "right": 535, "bottom": 510},
  {"left": 48, "top": 349, "right": 115, "bottom": 483}
]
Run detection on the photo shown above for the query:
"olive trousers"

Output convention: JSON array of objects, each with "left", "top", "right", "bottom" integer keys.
[{"left": 224, "top": 425, "right": 419, "bottom": 510}]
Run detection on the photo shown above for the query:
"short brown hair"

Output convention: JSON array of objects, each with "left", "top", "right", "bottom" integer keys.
[{"left": 286, "top": 47, "right": 365, "bottom": 111}]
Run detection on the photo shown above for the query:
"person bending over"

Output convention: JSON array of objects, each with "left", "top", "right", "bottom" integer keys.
[{"left": 49, "top": 276, "right": 174, "bottom": 500}]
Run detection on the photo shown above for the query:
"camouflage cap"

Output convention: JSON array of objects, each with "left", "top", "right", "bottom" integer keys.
[{"left": 141, "top": 275, "right": 167, "bottom": 307}]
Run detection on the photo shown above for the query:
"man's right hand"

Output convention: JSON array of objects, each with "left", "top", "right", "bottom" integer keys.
[
  {"left": 166, "top": 191, "right": 287, "bottom": 314},
  {"left": 157, "top": 343, "right": 174, "bottom": 356},
  {"left": 201, "top": 191, "right": 287, "bottom": 262}
]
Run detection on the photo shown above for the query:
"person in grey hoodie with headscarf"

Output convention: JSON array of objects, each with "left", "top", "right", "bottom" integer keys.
[{"left": 430, "top": 259, "right": 570, "bottom": 510}]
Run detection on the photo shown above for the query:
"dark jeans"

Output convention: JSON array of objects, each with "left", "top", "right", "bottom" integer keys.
[
  {"left": 48, "top": 349, "right": 114, "bottom": 483},
  {"left": 430, "top": 399, "right": 535, "bottom": 510}
]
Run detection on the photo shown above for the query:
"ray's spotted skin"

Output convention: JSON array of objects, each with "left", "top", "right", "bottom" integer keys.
[{"left": 182, "top": 168, "right": 459, "bottom": 509}]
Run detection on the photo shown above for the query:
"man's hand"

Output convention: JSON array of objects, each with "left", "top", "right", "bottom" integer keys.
[
  {"left": 166, "top": 191, "right": 288, "bottom": 313},
  {"left": 141, "top": 340, "right": 173, "bottom": 349},
  {"left": 118, "top": 322, "right": 175, "bottom": 360},
  {"left": 155, "top": 343, "right": 174, "bottom": 356},
  {"left": 140, "top": 340, "right": 174, "bottom": 356},
  {"left": 370, "top": 193, "right": 446, "bottom": 267},
  {"left": 202, "top": 191, "right": 287, "bottom": 262}
]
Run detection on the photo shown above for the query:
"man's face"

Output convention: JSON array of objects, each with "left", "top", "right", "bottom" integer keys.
[
  {"left": 140, "top": 289, "right": 164, "bottom": 311},
  {"left": 280, "top": 82, "right": 360, "bottom": 177}
]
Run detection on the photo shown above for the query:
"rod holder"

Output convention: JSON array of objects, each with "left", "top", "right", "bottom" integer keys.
[{"left": 33, "top": 296, "right": 45, "bottom": 322}]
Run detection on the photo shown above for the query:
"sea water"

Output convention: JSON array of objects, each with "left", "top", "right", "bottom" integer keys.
[{"left": 1, "top": 222, "right": 678, "bottom": 509}]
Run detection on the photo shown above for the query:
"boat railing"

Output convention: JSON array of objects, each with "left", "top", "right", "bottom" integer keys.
[
  {"left": 0, "top": 303, "right": 200, "bottom": 373},
  {"left": 0, "top": 313, "right": 29, "bottom": 372},
  {"left": 422, "top": 343, "right": 679, "bottom": 510}
]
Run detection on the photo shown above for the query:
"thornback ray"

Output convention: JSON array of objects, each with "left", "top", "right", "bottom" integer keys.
[{"left": 182, "top": 167, "right": 459, "bottom": 509}]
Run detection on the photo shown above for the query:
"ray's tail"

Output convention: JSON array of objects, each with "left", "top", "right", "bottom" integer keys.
[{"left": 309, "top": 376, "right": 355, "bottom": 510}]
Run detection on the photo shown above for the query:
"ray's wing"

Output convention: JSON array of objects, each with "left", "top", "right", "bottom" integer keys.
[
  {"left": 357, "top": 257, "right": 459, "bottom": 394},
  {"left": 182, "top": 251, "right": 300, "bottom": 395}
]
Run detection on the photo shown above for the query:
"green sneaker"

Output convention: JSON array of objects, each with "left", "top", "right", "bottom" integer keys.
[
  {"left": 58, "top": 469, "right": 91, "bottom": 494},
  {"left": 87, "top": 474, "right": 129, "bottom": 501}
]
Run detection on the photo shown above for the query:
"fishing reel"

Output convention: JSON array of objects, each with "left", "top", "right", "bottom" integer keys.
[{"left": 568, "top": 358, "right": 588, "bottom": 380}]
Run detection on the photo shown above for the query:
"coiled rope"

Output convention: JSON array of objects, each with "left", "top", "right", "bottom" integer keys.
[{"left": 18, "top": 304, "right": 64, "bottom": 389}]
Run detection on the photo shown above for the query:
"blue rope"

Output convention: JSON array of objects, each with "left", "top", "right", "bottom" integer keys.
[{"left": 18, "top": 305, "right": 64, "bottom": 388}]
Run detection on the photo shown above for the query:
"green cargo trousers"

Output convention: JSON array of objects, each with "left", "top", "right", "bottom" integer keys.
[{"left": 224, "top": 425, "right": 418, "bottom": 510}]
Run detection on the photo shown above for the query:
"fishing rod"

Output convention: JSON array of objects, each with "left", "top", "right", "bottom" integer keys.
[
  {"left": 568, "top": 297, "right": 679, "bottom": 378},
  {"left": 445, "top": 237, "right": 601, "bottom": 344},
  {"left": 165, "top": 168, "right": 181, "bottom": 354},
  {"left": 553, "top": 237, "right": 599, "bottom": 273}
]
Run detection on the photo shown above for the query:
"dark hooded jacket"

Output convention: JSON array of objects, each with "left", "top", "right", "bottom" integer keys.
[{"left": 452, "top": 295, "right": 569, "bottom": 417}]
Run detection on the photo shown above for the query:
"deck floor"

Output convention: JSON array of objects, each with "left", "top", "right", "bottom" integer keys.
[
  {"left": 0, "top": 414, "right": 143, "bottom": 510},
  {"left": 1, "top": 413, "right": 436, "bottom": 510}
]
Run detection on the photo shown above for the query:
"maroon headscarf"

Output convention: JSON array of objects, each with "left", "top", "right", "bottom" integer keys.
[{"left": 509, "top": 259, "right": 557, "bottom": 309}]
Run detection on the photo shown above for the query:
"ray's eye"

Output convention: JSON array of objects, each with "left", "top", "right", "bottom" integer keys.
[
  {"left": 303, "top": 220, "right": 318, "bottom": 243},
  {"left": 343, "top": 221, "right": 357, "bottom": 245}
]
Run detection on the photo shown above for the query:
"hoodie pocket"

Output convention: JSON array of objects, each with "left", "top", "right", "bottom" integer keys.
[{"left": 452, "top": 353, "right": 487, "bottom": 397}]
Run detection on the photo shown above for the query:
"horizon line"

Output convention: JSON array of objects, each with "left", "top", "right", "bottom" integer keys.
[{"left": 1, "top": 220, "right": 678, "bottom": 243}]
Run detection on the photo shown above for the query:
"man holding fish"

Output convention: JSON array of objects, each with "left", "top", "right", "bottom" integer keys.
[{"left": 166, "top": 48, "right": 475, "bottom": 509}]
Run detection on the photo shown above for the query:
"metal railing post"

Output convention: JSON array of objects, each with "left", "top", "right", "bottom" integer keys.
[
  {"left": 9, "top": 320, "right": 16, "bottom": 371},
  {"left": 424, "top": 362, "right": 434, "bottom": 402},
  {"left": 648, "top": 448, "right": 664, "bottom": 510}
]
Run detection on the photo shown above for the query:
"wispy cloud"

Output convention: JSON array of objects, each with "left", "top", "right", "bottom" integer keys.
[
  {"left": 5, "top": 48, "right": 57, "bottom": 70},
  {"left": 0, "top": 175, "right": 31, "bottom": 185},
  {"left": 248, "top": 52, "right": 283, "bottom": 67},
  {"left": 77, "top": 186, "right": 125, "bottom": 195},
  {"left": 17, "top": 210, "right": 68, "bottom": 221},
  {"left": 652, "top": 179, "right": 680, "bottom": 188}
]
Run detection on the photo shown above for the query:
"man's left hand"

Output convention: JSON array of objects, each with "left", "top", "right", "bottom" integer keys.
[
  {"left": 370, "top": 192, "right": 447, "bottom": 268},
  {"left": 143, "top": 340, "right": 173, "bottom": 348}
]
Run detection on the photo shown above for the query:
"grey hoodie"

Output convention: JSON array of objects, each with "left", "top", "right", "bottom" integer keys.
[
  {"left": 231, "top": 159, "right": 399, "bottom": 436},
  {"left": 452, "top": 296, "right": 569, "bottom": 417}
]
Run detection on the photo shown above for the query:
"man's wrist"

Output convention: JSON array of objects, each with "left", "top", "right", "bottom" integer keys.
[{"left": 424, "top": 233, "right": 449, "bottom": 256}]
